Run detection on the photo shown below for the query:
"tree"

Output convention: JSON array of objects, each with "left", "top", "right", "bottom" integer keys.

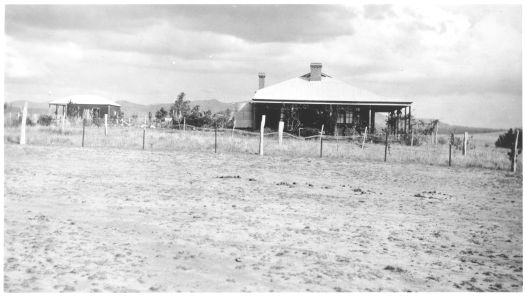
[
  {"left": 155, "top": 107, "right": 168, "bottom": 121},
  {"left": 171, "top": 92, "right": 191, "bottom": 123}
]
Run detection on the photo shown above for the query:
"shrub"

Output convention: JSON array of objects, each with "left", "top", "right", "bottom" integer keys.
[
  {"left": 92, "top": 117, "right": 103, "bottom": 127},
  {"left": 496, "top": 128, "right": 522, "bottom": 150},
  {"left": 17, "top": 116, "right": 35, "bottom": 126},
  {"left": 37, "top": 114, "right": 54, "bottom": 126},
  {"left": 403, "top": 134, "right": 426, "bottom": 146},
  {"left": 437, "top": 136, "right": 448, "bottom": 145}
]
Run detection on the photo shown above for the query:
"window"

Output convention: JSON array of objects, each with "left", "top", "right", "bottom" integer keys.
[
  {"left": 347, "top": 111, "right": 353, "bottom": 124},
  {"left": 337, "top": 111, "right": 345, "bottom": 124}
]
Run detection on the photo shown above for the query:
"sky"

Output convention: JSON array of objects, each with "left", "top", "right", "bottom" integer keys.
[{"left": 4, "top": 4, "right": 522, "bottom": 128}]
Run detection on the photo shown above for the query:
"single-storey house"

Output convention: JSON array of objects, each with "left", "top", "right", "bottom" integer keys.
[
  {"left": 235, "top": 63, "right": 412, "bottom": 136},
  {"left": 49, "top": 94, "right": 121, "bottom": 120}
]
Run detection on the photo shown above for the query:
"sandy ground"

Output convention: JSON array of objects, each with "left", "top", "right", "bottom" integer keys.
[{"left": 4, "top": 144, "right": 523, "bottom": 292}]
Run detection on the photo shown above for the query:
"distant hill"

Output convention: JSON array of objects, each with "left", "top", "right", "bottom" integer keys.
[
  {"left": 374, "top": 113, "right": 503, "bottom": 134},
  {"left": 430, "top": 122, "right": 504, "bottom": 135},
  {"left": 5, "top": 100, "right": 50, "bottom": 115}
]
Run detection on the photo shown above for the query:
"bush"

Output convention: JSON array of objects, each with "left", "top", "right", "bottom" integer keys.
[
  {"left": 17, "top": 116, "right": 35, "bottom": 126},
  {"left": 37, "top": 114, "right": 54, "bottom": 126},
  {"left": 403, "top": 134, "right": 426, "bottom": 146},
  {"left": 496, "top": 128, "right": 522, "bottom": 150}
]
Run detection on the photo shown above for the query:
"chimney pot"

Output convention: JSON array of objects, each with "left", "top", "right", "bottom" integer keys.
[
  {"left": 258, "top": 72, "right": 266, "bottom": 89},
  {"left": 310, "top": 62, "right": 322, "bottom": 81}
]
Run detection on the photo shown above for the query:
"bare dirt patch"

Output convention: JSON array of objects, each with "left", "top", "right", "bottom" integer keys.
[{"left": 4, "top": 144, "right": 522, "bottom": 292}]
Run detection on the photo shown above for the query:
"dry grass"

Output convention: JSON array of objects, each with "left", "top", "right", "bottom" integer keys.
[{"left": 3, "top": 125, "right": 520, "bottom": 171}]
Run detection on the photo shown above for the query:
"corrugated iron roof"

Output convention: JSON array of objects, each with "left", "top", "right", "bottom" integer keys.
[
  {"left": 49, "top": 94, "right": 121, "bottom": 107},
  {"left": 253, "top": 72, "right": 411, "bottom": 105}
]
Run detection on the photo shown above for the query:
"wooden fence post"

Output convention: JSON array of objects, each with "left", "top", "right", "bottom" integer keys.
[
  {"left": 511, "top": 130, "right": 519, "bottom": 173},
  {"left": 361, "top": 126, "right": 368, "bottom": 149},
  {"left": 449, "top": 132, "right": 453, "bottom": 166},
  {"left": 320, "top": 124, "right": 324, "bottom": 142},
  {"left": 278, "top": 121, "right": 284, "bottom": 145},
  {"left": 259, "top": 115, "right": 265, "bottom": 156},
  {"left": 384, "top": 130, "right": 389, "bottom": 162},
  {"left": 435, "top": 122, "right": 439, "bottom": 145},
  {"left": 20, "top": 102, "right": 27, "bottom": 145},
  {"left": 142, "top": 128, "right": 145, "bottom": 150},
  {"left": 462, "top": 131, "right": 468, "bottom": 156},
  {"left": 81, "top": 118, "right": 86, "bottom": 147},
  {"left": 61, "top": 114, "right": 65, "bottom": 134},
  {"left": 410, "top": 127, "right": 414, "bottom": 147},
  {"left": 183, "top": 117, "right": 186, "bottom": 131},
  {"left": 214, "top": 124, "right": 217, "bottom": 153},
  {"left": 320, "top": 137, "right": 323, "bottom": 158},
  {"left": 104, "top": 114, "right": 108, "bottom": 136}
]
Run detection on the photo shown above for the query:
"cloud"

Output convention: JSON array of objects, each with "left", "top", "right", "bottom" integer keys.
[
  {"left": 4, "top": 4, "right": 522, "bottom": 128},
  {"left": 6, "top": 5, "right": 357, "bottom": 43}
]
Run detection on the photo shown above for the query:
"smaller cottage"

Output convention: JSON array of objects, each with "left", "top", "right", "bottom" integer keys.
[{"left": 49, "top": 94, "right": 121, "bottom": 120}]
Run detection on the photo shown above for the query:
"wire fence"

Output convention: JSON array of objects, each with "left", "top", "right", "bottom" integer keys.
[{"left": 4, "top": 121, "right": 520, "bottom": 172}]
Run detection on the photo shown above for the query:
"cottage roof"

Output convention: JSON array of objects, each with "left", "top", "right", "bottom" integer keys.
[
  {"left": 253, "top": 72, "right": 411, "bottom": 106},
  {"left": 49, "top": 94, "right": 121, "bottom": 107}
]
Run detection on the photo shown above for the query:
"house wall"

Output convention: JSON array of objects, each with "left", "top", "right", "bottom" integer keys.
[{"left": 66, "top": 104, "right": 121, "bottom": 119}]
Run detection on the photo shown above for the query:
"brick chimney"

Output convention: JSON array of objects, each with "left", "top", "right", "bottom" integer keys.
[
  {"left": 310, "top": 62, "right": 322, "bottom": 81},
  {"left": 258, "top": 72, "right": 266, "bottom": 89}
]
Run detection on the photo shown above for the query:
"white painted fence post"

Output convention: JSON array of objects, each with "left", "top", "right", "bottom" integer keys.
[
  {"left": 104, "top": 114, "right": 108, "bottom": 136},
  {"left": 278, "top": 121, "right": 284, "bottom": 145},
  {"left": 259, "top": 115, "right": 266, "bottom": 156},
  {"left": 20, "top": 102, "right": 27, "bottom": 145},
  {"left": 61, "top": 114, "right": 65, "bottom": 134}
]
